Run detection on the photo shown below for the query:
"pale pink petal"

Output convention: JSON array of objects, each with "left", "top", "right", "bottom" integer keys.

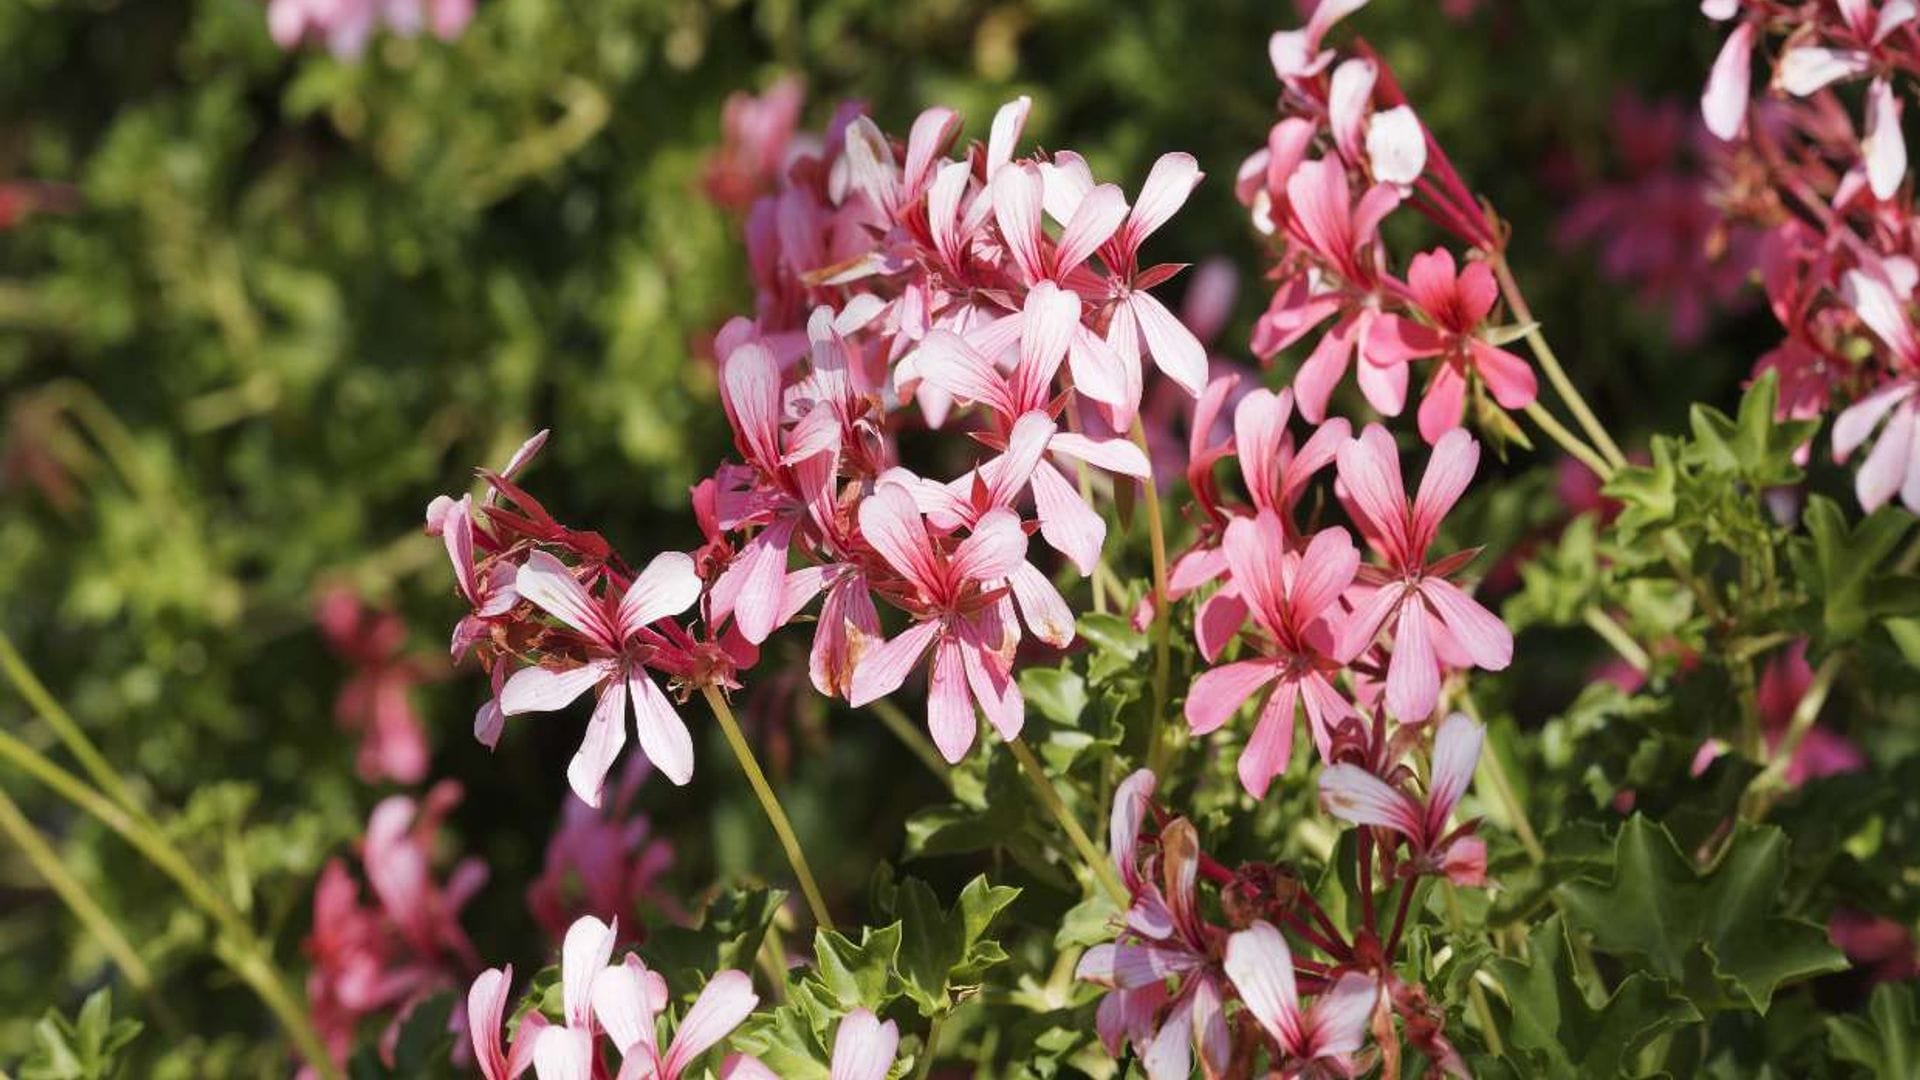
[
  {"left": 1054, "top": 184, "right": 1128, "bottom": 275},
  {"left": 1776, "top": 46, "right": 1871, "bottom": 96},
  {"left": 858, "top": 484, "right": 944, "bottom": 594},
  {"left": 1195, "top": 588, "right": 1249, "bottom": 662},
  {"left": 1141, "top": 992, "right": 1194, "bottom": 1080},
  {"left": 991, "top": 163, "right": 1048, "bottom": 282},
  {"left": 517, "top": 551, "right": 616, "bottom": 647},
  {"left": 561, "top": 915, "right": 619, "bottom": 1027},
  {"left": 724, "top": 520, "right": 795, "bottom": 645},
  {"left": 951, "top": 508, "right": 1028, "bottom": 584},
  {"left": 501, "top": 662, "right": 611, "bottom": 717},
  {"left": 1857, "top": 400, "right": 1916, "bottom": 511},
  {"left": 926, "top": 639, "right": 975, "bottom": 763},
  {"left": 1833, "top": 380, "right": 1915, "bottom": 462},
  {"left": 986, "top": 96, "right": 1032, "bottom": 178},
  {"left": 591, "top": 958, "right": 662, "bottom": 1058},
  {"left": 1184, "top": 660, "right": 1279, "bottom": 735},
  {"left": 1293, "top": 316, "right": 1357, "bottom": 423},
  {"left": 1421, "top": 578, "right": 1513, "bottom": 671},
  {"left": 1426, "top": 711, "right": 1484, "bottom": 832},
  {"left": 1017, "top": 282, "right": 1082, "bottom": 393},
  {"left": 1125, "top": 153, "right": 1202, "bottom": 250},
  {"left": 468, "top": 967, "right": 515, "bottom": 1080},
  {"left": 1328, "top": 58, "right": 1378, "bottom": 163},
  {"left": 1047, "top": 432, "right": 1152, "bottom": 477},
  {"left": 1864, "top": 76, "right": 1907, "bottom": 202},
  {"left": 662, "top": 970, "right": 759, "bottom": 1076},
  {"left": 1030, "top": 461, "right": 1106, "bottom": 576},
  {"left": 960, "top": 622, "right": 1025, "bottom": 741},
  {"left": 1337, "top": 583, "right": 1403, "bottom": 665},
  {"left": 1191, "top": 975, "right": 1232, "bottom": 1077},
  {"left": 1292, "top": 527, "right": 1362, "bottom": 616},
  {"left": 1222, "top": 512, "right": 1289, "bottom": 636},
  {"left": 720, "top": 1055, "right": 781, "bottom": 1080},
  {"left": 1701, "top": 22, "right": 1756, "bottom": 140},
  {"left": 1131, "top": 293, "right": 1209, "bottom": 397},
  {"left": 474, "top": 696, "right": 507, "bottom": 750},
  {"left": 618, "top": 550, "right": 704, "bottom": 637},
  {"left": 1067, "top": 325, "right": 1134, "bottom": 412},
  {"left": 848, "top": 619, "right": 942, "bottom": 707},
  {"left": 829, "top": 1009, "right": 899, "bottom": 1080},
  {"left": 531, "top": 1026, "right": 594, "bottom": 1080},
  {"left": 1442, "top": 835, "right": 1489, "bottom": 886},
  {"left": 1009, "top": 561, "right": 1077, "bottom": 648},
  {"left": 915, "top": 331, "right": 1013, "bottom": 419},
  {"left": 1109, "top": 768, "right": 1157, "bottom": 883},
  {"left": 1224, "top": 922, "right": 1306, "bottom": 1054},
  {"left": 1235, "top": 388, "right": 1294, "bottom": 510},
  {"left": 629, "top": 672, "right": 695, "bottom": 787},
  {"left": 1304, "top": 972, "right": 1379, "bottom": 1059},
  {"left": 1319, "top": 763, "right": 1423, "bottom": 838},
  {"left": 1335, "top": 424, "right": 1412, "bottom": 561},
  {"left": 1367, "top": 105, "right": 1427, "bottom": 185},
  {"left": 721, "top": 340, "right": 784, "bottom": 470},
  {"left": 567, "top": 680, "right": 630, "bottom": 808}
]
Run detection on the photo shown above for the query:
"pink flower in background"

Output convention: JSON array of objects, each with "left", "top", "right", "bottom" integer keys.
[
  {"left": 1223, "top": 921, "right": 1377, "bottom": 1073},
  {"left": 1367, "top": 248, "right": 1537, "bottom": 442},
  {"left": 526, "top": 758, "right": 683, "bottom": 943},
  {"left": 315, "top": 586, "right": 437, "bottom": 785},
  {"left": 500, "top": 549, "right": 705, "bottom": 803},
  {"left": 267, "top": 0, "right": 472, "bottom": 58},
  {"left": 304, "top": 784, "right": 485, "bottom": 1075},
  {"left": 704, "top": 77, "right": 807, "bottom": 210},
  {"left": 1336, "top": 426, "right": 1512, "bottom": 722},
  {"left": 1185, "top": 516, "right": 1360, "bottom": 798},
  {"left": 1829, "top": 906, "right": 1920, "bottom": 984}
]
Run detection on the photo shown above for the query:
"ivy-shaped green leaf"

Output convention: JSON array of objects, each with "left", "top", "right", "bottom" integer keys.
[
  {"left": 1826, "top": 981, "right": 1918, "bottom": 1078},
  {"left": 1556, "top": 816, "right": 1846, "bottom": 1013},
  {"left": 1489, "top": 914, "right": 1700, "bottom": 1078}
]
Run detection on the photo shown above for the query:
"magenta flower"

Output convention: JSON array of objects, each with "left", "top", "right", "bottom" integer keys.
[
  {"left": 314, "top": 587, "right": 434, "bottom": 785},
  {"left": 1335, "top": 425, "right": 1512, "bottom": 722},
  {"left": 526, "top": 758, "right": 682, "bottom": 942},
  {"left": 500, "top": 549, "right": 704, "bottom": 803},
  {"left": 1318, "top": 711, "right": 1487, "bottom": 885},
  {"left": 1223, "top": 921, "right": 1378, "bottom": 1074},
  {"left": 847, "top": 485, "right": 1028, "bottom": 761},
  {"left": 1366, "top": 248, "right": 1538, "bottom": 442},
  {"left": 1185, "top": 514, "right": 1360, "bottom": 798}
]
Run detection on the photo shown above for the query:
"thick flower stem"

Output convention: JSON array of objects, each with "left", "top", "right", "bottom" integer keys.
[
  {"left": 1581, "top": 606, "right": 1650, "bottom": 674},
  {"left": 913, "top": 1012, "right": 946, "bottom": 1080},
  {"left": 0, "top": 728, "right": 338, "bottom": 1079},
  {"left": 0, "top": 783, "right": 154, "bottom": 994},
  {"left": 1128, "top": 419, "right": 1176, "bottom": 774},
  {"left": 1455, "top": 695, "right": 1546, "bottom": 865},
  {"left": 702, "top": 684, "right": 836, "bottom": 931},
  {"left": 1522, "top": 401, "right": 1613, "bottom": 482},
  {"left": 1007, "top": 736, "right": 1129, "bottom": 906},
  {"left": 1492, "top": 255, "right": 1627, "bottom": 471}
]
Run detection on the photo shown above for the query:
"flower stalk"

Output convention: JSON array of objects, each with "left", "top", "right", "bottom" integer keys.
[{"left": 702, "top": 683, "right": 836, "bottom": 931}]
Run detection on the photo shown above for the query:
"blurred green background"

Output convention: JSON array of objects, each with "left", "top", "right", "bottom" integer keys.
[{"left": 0, "top": 0, "right": 1747, "bottom": 1072}]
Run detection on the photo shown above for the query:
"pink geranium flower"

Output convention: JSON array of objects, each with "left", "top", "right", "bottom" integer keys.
[
  {"left": 500, "top": 549, "right": 705, "bottom": 803},
  {"left": 1223, "top": 921, "right": 1378, "bottom": 1075},
  {"left": 1185, "top": 515, "right": 1360, "bottom": 798},
  {"left": 1336, "top": 425, "right": 1512, "bottom": 722},
  {"left": 847, "top": 485, "right": 1029, "bottom": 761},
  {"left": 1833, "top": 259, "right": 1920, "bottom": 512},
  {"left": 1366, "top": 248, "right": 1538, "bottom": 443},
  {"left": 314, "top": 587, "right": 436, "bottom": 785},
  {"left": 1318, "top": 711, "right": 1488, "bottom": 885}
]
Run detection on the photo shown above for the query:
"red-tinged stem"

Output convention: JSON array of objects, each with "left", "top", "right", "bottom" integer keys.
[
  {"left": 1386, "top": 877, "right": 1419, "bottom": 957},
  {"left": 1295, "top": 887, "right": 1348, "bottom": 949},
  {"left": 1197, "top": 850, "right": 1237, "bottom": 886},
  {"left": 1276, "top": 908, "right": 1353, "bottom": 962}
]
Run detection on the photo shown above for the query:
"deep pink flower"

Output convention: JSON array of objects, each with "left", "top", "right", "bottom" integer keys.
[
  {"left": 704, "top": 77, "right": 807, "bottom": 210},
  {"left": 526, "top": 758, "right": 682, "bottom": 942},
  {"left": 1223, "top": 921, "right": 1378, "bottom": 1074},
  {"left": 1185, "top": 515, "right": 1360, "bottom": 798},
  {"left": 1336, "top": 425, "right": 1512, "bottom": 722},
  {"left": 847, "top": 486, "right": 1028, "bottom": 761},
  {"left": 1366, "top": 248, "right": 1538, "bottom": 442},
  {"left": 500, "top": 549, "right": 704, "bottom": 803}
]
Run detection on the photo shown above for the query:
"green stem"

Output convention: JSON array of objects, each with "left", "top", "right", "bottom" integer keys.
[
  {"left": 1455, "top": 695, "right": 1545, "bottom": 866},
  {"left": 702, "top": 685, "right": 836, "bottom": 931},
  {"left": 1493, "top": 256, "right": 1627, "bottom": 471},
  {"left": 866, "top": 697, "right": 956, "bottom": 794},
  {"left": 913, "top": 1012, "right": 946, "bottom": 1080},
  {"left": 1007, "top": 737, "right": 1128, "bottom": 905},
  {"left": 1522, "top": 401, "right": 1612, "bottom": 481},
  {"left": 0, "top": 729, "right": 338, "bottom": 1079},
  {"left": 1128, "top": 419, "right": 1176, "bottom": 775},
  {"left": 1581, "top": 606, "right": 1650, "bottom": 674},
  {"left": 0, "top": 630, "right": 151, "bottom": 825},
  {"left": 0, "top": 783, "right": 154, "bottom": 993}
]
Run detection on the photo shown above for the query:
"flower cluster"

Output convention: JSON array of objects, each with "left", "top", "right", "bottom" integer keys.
[
  {"left": 1077, "top": 739, "right": 1483, "bottom": 1078},
  {"left": 302, "top": 783, "right": 485, "bottom": 1075},
  {"left": 314, "top": 586, "right": 438, "bottom": 785},
  {"left": 1240, "top": 0, "right": 1537, "bottom": 443},
  {"left": 1699, "top": 0, "right": 1920, "bottom": 510},
  {"left": 432, "top": 93, "right": 1211, "bottom": 802},
  {"left": 465, "top": 914, "right": 898, "bottom": 1080}
]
